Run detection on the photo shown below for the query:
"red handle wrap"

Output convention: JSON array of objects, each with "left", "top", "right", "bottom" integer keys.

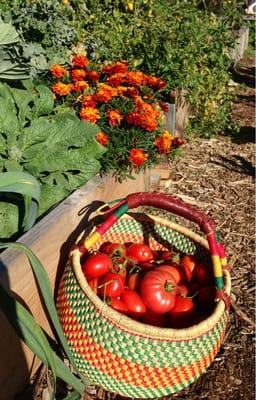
[{"left": 126, "top": 192, "right": 215, "bottom": 236}]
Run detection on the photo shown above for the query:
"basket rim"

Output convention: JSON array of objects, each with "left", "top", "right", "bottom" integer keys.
[{"left": 71, "top": 214, "right": 231, "bottom": 340}]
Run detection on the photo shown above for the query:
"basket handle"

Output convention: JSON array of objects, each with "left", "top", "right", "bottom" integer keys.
[
  {"left": 126, "top": 192, "right": 215, "bottom": 235},
  {"left": 80, "top": 192, "right": 229, "bottom": 302}
]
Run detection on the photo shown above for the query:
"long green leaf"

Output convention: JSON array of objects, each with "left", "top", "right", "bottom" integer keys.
[
  {"left": 0, "top": 286, "right": 56, "bottom": 400},
  {"left": 0, "top": 172, "right": 41, "bottom": 200},
  {"left": 0, "top": 172, "right": 41, "bottom": 230},
  {"left": 0, "top": 286, "right": 85, "bottom": 395},
  {"left": 0, "top": 242, "right": 90, "bottom": 387}
]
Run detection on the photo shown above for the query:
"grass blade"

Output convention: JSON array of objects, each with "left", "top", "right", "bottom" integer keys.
[
  {"left": 0, "top": 286, "right": 85, "bottom": 395},
  {"left": 0, "top": 242, "right": 90, "bottom": 387},
  {"left": 63, "top": 390, "right": 82, "bottom": 400},
  {"left": 0, "top": 286, "right": 56, "bottom": 400}
]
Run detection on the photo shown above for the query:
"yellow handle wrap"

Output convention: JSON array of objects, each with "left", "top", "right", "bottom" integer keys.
[{"left": 83, "top": 231, "right": 102, "bottom": 249}]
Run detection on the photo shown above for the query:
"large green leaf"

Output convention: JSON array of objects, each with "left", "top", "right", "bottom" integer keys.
[
  {"left": 20, "top": 112, "right": 94, "bottom": 153},
  {"left": 0, "top": 23, "right": 19, "bottom": 45},
  {"left": 32, "top": 85, "right": 55, "bottom": 117},
  {"left": 0, "top": 82, "right": 20, "bottom": 134},
  {"left": 9, "top": 85, "right": 34, "bottom": 127},
  {"left": 0, "top": 171, "right": 41, "bottom": 231},
  {"left": 0, "top": 61, "right": 30, "bottom": 80},
  {"left": 0, "top": 201, "right": 19, "bottom": 239},
  {"left": 21, "top": 114, "right": 104, "bottom": 175},
  {"left": 38, "top": 182, "right": 69, "bottom": 215}
]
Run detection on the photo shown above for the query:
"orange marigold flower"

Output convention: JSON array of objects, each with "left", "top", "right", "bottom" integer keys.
[
  {"left": 155, "top": 130, "right": 174, "bottom": 153},
  {"left": 51, "top": 82, "right": 72, "bottom": 96},
  {"left": 129, "top": 148, "right": 148, "bottom": 167},
  {"left": 117, "top": 86, "right": 139, "bottom": 98},
  {"left": 86, "top": 70, "right": 100, "bottom": 81},
  {"left": 72, "top": 80, "right": 90, "bottom": 92},
  {"left": 94, "top": 84, "right": 117, "bottom": 103},
  {"left": 102, "top": 61, "right": 128, "bottom": 75},
  {"left": 71, "top": 69, "right": 86, "bottom": 81},
  {"left": 124, "top": 71, "right": 147, "bottom": 87},
  {"left": 50, "top": 64, "right": 67, "bottom": 79},
  {"left": 145, "top": 75, "right": 166, "bottom": 90},
  {"left": 81, "top": 94, "right": 97, "bottom": 108},
  {"left": 96, "top": 131, "right": 109, "bottom": 146},
  {"left": 127, "top": 100, "right": 160, "bottom": 132},
  {"left": 106, "top": 73, "right": 124, "bottom": 87},
  {"left": 80, "top": 107, "right": 100, "bottom": 123},
  {"left": 107, "top": 109, "right": 124, "bottom": 127},
  {"left": 72, "top": 54, "right": 89, "bottom": 68}
]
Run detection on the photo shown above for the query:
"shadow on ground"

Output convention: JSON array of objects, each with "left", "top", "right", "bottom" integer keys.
[
  {"left": 231, "top": 66, "right": 255, "bottom": 88},
  {"left": 211, "top": 154, "right": 255, "bottom": 177},
  {"left": 230, "top": 126, "right": 255, "bottom": 145},
  {"left": 225, "top": 57, "right": 255, "bottom": 145}
]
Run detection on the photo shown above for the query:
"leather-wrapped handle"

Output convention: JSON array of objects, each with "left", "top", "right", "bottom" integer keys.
[
  {"left": 81, "top": 191, "right": 227, "bottom": 293},
  {"left": 126, "top": 192, "right": 215, "bottom": 236}
]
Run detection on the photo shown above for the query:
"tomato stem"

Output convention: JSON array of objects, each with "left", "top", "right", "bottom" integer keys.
[
  {"left": 98, "top": 279, "right": 119, "bottom": 289},
  {"left": 164, "top": 280, "right": 174, "bottom": 292}
]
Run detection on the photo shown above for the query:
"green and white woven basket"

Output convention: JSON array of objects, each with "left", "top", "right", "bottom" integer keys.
[{"left": 57, "top": 192, "right": 231, "bottom": 398}]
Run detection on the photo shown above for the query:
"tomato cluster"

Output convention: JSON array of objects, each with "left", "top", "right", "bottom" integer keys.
[{"left": 81, "top": 242, "right": 216, "bottom": 329}]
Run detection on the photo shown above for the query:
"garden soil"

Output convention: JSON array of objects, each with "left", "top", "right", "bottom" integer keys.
[{"left": 19, "top": 55, "right": 255, "bottom": 400}]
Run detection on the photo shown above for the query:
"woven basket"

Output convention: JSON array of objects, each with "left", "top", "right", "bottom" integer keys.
[{"left": 57, "top": 192, "right": 231, "bottom": 398}]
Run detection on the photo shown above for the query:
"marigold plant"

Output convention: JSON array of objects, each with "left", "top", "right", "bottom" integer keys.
[{"left": 49, "top": 55, "right": 184, "bottom": 178}]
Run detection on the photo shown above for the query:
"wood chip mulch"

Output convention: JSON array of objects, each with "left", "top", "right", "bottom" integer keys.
[{"left": 18, "top": 56, "right": 255, "bottom": 400}]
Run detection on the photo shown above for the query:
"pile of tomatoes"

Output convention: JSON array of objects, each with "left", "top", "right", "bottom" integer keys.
[{"left": 81, "top": 241, "right": 217, "bottom": 329}]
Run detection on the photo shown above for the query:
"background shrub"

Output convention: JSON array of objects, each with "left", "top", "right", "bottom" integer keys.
[{"left": 0, "top": 0, "right": 246, "bottom": 137}]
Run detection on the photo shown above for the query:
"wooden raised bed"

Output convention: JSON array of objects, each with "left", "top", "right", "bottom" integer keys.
[{"left": 0, "top": 172, "right": 149, "bottom": 400}]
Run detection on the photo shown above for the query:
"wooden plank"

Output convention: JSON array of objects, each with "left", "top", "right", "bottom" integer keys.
[
  {"left": 175, "top": 90, "right": 190, "bottom": 138},
  {"left": 231, "top": 26, "right": 249, "bottom": 64},
  {"left": 0, "top": 172, "right": 146, "bottom": 400}
]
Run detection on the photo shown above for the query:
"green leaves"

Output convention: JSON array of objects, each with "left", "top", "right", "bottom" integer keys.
[
  {"left": 0, "top": 81, "right": 105, "bottom": 239},
  {"left": 0, "top": 22, "right": 19, "bottom": 45},
  {"left": 0, "top": 22, "right": 30, "bottom": 81},
  {"left": 0, "top": 242, "right": 88, "bottom": 397},
  {"left": 0, "top": 171, "right": 41, "bottom": 232}
]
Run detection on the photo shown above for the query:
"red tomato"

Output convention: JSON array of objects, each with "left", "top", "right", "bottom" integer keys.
[
  {"left": 196, "top": 286, "right": 216, "bottom": 311},
  {"left": 194, "top": 263, "right": 213, "bottom": 286},
  {"left": 100, "top": 242, "right": 127, "bottom": 256},
  {"left": 142, "top": 310, "right": 168, "bottom": 327},
  {"left": 120, "top": 289, "right": 146, "bottom": 317},
  {"left": 169, "top": 296, "right": 195, "bottom": 328},
  {"left": 127, "top": 243, "right": 154, "bottom": 263},
  {"left": 108, "top": 297, "right": 128, "bottom": 314},
  {"left": 82, "top": 253, "right": 112, "bottom": 278},
  {"left": 126, "top": 269, "right": 144, "bottom": 292},
  {"left": 153, "top": 250, "right": 173, "bottom": 261},
  {"left": 140, "top": 270, "right": 177, "bottom": 314},
  {"left": 156, "top": 264, "right": 185, "bottom": 285},
  {"left": 87, "top": 277, "right": 98, "bottom": 294},
  {"left": 180, "top": 254, "right": 197, "bottom": 281},
  {"left": 99, "top": 272, "right": 125, "bottom": 299},
  {"left": 176, "top": 285, "right": 189, "bottom": 297}
]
